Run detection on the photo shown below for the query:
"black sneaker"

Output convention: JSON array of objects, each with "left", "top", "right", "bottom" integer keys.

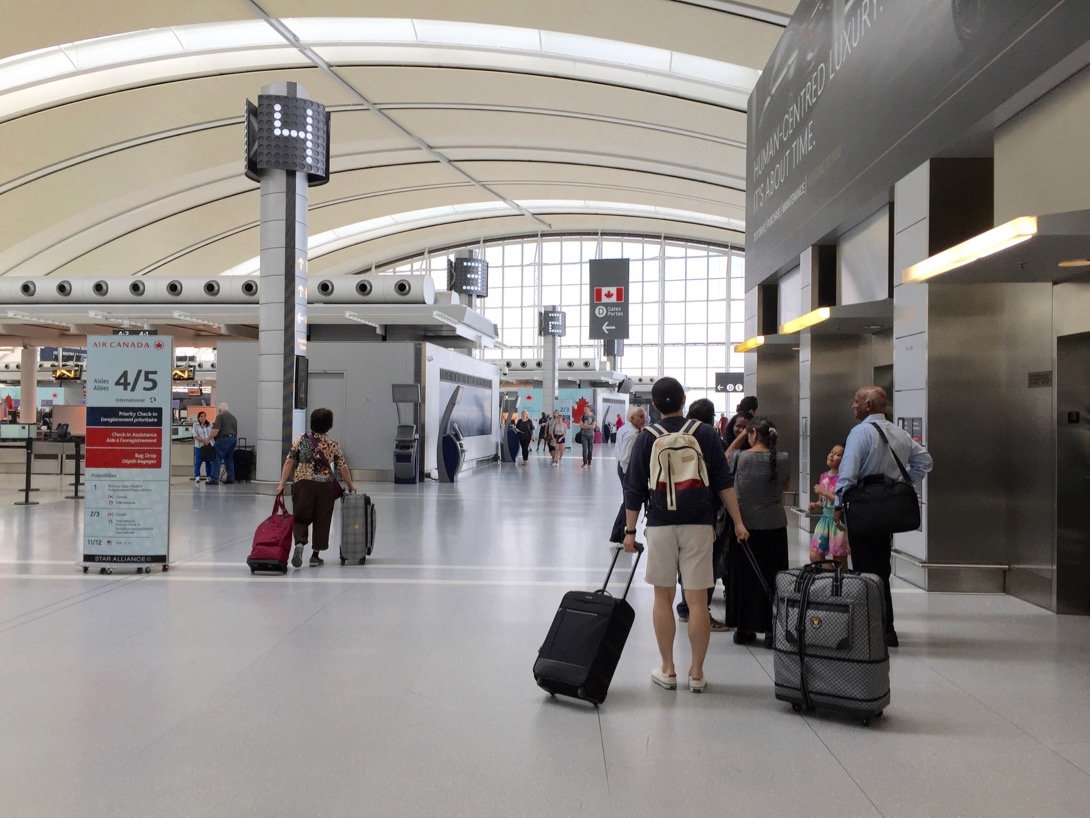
[
  {"left": 733, "top": 630, "right": 757, "bottom": 645},
  {"left": 309, "top": 553, "right": 325, "bottom": 567},
  {"left": 291, "top": 545, "right": 303, "bottom": 568},
  {"left": 224, "top": 479, "right": 235, "bottom": 485}
]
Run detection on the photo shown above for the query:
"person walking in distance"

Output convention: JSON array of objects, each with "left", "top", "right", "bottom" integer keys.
[
  {"left": 835, "top": 386, "right": 933, "bottom": 647},
  {"left": 208, "top": 402, "right": 239, "bottom": 485},
  {"left": 515, "top": 410, "right": 535, "bottom": 464},
  {"left": 579, "top": 410, "right": 596, "bottom": 467},
  {"left": 622, "top": 378, "right": 747, "bottom": 693}
]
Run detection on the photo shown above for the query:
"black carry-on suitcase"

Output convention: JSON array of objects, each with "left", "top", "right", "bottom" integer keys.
[
  {"left": 233, "top": 437, "right": 255, "bottom": 483},
  {"left": 533, "top": 545, "right": 643, "bottom": 706},
  {"left": 339, "top": 492, "right": 376, "bottom": 565},
  {"left": 770, "top": 561, "right": 890, "bottom": 725}
]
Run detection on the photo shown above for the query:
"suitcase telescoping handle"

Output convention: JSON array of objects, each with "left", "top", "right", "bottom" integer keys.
[{"left": 600, "top": 544, "right": 644, "bottom": 600}]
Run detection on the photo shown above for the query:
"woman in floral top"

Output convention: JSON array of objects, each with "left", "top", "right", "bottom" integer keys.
[{"left": 276, "top": 407, "right": 356, "bottom": 568}]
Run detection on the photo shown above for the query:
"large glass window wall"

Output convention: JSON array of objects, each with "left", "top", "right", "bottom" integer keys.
[{"left": 381, "top": 235, "right": 746, "bottom": 410}]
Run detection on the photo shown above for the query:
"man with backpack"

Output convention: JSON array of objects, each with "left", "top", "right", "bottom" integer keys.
[{"left": 622, "top": 377, "right": 748, "bottom": 693}]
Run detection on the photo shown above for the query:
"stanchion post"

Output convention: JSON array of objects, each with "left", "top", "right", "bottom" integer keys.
[
  {"left": 65, "top": 438, "right": 84, "bottom": 501},
  {"left": 14, "top": 438, "right": 39, "bottom": 506}
]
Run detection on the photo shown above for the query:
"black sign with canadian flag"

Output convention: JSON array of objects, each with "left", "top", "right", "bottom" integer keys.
[{"left": 588, "top": 259, "right": 629, "bottom": 340}]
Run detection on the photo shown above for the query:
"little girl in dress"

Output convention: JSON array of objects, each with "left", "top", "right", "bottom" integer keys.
[{"left": 809, "top": 444, "right": 849, "bottom": 566}]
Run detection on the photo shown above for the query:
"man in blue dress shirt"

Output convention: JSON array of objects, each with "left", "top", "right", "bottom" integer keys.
[{"left": 835, "top": 386, "right": 933, "bottom": 647}]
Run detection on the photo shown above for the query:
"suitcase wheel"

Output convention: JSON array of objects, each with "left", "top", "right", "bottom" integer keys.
[
  {"left": 340, "top": 558, "right": 346, "bottom": 566},
  {"left": 82, "top": 566, "right": 89, "bottom": 574},
  {"left": 792, "top": 703, "right": 802, "bottom": 713},
  {"left": 862, "top": 716, "right": 871, "bottom": 727},
  {"left": 250, "top": 567, "right": 256, "bottom": 575},
  {"left": 359, "top": 556, "right": 366, "bottom": 566}
]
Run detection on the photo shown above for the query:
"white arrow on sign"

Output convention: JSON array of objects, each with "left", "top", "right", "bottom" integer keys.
[{"left": 602, "top": 323, "right": 615, "bottom": 334}]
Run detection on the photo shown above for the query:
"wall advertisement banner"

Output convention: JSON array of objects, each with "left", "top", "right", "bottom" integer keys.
[
  {"left": 745, "top": 0, "right": 1090, "bottom": 287},
  {"left": 82, "top": 335, "right": 172, "bottom": 568}
]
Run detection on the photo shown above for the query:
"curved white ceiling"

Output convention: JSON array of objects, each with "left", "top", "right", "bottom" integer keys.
[{"left": 0, "top": 1, "right": 794, "bottom": 292}]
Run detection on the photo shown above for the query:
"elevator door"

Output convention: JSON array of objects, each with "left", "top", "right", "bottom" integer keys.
[{"left": 1056, "top": 332, "right": 1090, "bottom": 615}]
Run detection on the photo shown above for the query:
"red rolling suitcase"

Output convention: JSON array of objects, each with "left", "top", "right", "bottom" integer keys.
[
  {"left": 533, "top": 545, "right": 643, "bottom": 705},
  {"left": 246, "top": 493, "right": 294, "bottom": 574}
]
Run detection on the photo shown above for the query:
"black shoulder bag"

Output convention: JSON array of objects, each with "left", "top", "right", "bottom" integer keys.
[{"left": 841, "top": 425, "right": 921, "bottom": 536}]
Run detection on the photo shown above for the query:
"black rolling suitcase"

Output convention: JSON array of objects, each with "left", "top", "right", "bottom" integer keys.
[
  {"left": 769, "top": 560, "right": 890, "bottom": 725},
  {"left": 533, "top": 545, "right": 643, "bottom": 705},
  {"left": 233, "top": 437, "right": 255, "bottom": 482}
]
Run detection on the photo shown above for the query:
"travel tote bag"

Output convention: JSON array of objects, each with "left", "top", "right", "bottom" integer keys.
[{"left": 841, "top": 425, "right": 920, "bottom": 535}]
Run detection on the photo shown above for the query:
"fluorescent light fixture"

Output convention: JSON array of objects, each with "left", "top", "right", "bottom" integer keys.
[
  {"left": 903, "top": 216, "right": 1038, "bottom": 283},
  {"left": 6, "top": 310, "right": 72, "bottom": 329},
  {"left": 1058, "top": 258, "right": 1090, "bottom": 268},
  {"left": 344, "top": 311, "right": 383, "bottom": 331},
  {"left": 779, "top": 307, "right": 831, "bottom": 335},
  {"left": 171, "top": 310, "right": 223, "bottom": 331},
  {"left": 734, "top": 335, "right": 764, "bottom": 353}
]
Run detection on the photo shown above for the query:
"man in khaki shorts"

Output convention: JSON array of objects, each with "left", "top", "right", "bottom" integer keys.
[{"left": 622, "top": 377, "right": 748, "bottom": 693}]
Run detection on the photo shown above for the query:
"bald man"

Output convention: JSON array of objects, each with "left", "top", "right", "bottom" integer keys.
[{"left": 835, "top": 386, "right": 933, "bottom": 647}]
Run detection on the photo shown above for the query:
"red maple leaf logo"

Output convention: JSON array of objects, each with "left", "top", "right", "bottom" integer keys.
[
  {"left": 604, "top": 290, "right": 614, "bottom": 299},
  {"left": 154, "top": 340, "right": 164, "bottom": 349}
]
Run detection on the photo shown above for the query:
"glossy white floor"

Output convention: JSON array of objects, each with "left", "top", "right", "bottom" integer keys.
[{"left": 1, "top": 450, "right": 1089, "bottom": 817}]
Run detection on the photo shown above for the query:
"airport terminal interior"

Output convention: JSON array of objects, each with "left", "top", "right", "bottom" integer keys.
[{"left": 2, "top": 1, "right": 1090, "bottom": 815}]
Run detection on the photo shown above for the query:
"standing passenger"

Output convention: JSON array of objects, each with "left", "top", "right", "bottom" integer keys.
[
  {"left": 191, "top": 411, "right": 215, "bottom": 482},
  {"left": 208, "top": 402, "right": 239, "bottom": 485},
  {"left": 551, "top": 412, "right": 568, "bottom": 466},
  {"left": 622, "top": 378, "right": 747, "bottom": 693},
  {"left": 728, "top": 417, "right": 789, "bottom": 648},
  {"left": 835, "top": 386, "right": 933, "bottom": 647}
]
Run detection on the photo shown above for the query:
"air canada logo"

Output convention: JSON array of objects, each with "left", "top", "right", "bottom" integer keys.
[{"left": 154, "top": 340, "right": 164, "bottom": 350}]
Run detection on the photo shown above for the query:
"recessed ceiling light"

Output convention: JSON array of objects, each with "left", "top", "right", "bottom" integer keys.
[
  {"left": 863, "top": 324, "right": 883, "bottom": 331},
  {"left": 1058, "top": 258, "right": 1090, "bottom": 268}
]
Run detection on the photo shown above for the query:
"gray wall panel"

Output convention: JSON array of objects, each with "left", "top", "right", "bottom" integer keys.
[
  {"left": 926, "top": 284, "right": 1054, "bottom": 574},
  {"left": 754, "top": 350, "right": 799, "bottom": 496}
]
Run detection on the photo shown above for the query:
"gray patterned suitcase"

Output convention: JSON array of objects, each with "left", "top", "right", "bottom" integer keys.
[
  {"left": 339, "top": 492, "right": 375, "bottom": 565},
  {"left": 771, "top": 562, "right": 890, "bottom": 725}
]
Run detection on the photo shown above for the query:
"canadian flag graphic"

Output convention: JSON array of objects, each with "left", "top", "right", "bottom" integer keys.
[{"left": 594, "top": 287, "right": 624, "bottom": 303}]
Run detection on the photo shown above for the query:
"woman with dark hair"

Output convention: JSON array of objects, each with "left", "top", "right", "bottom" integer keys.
[
  {"left": 724, "top": 395, "right": 758, "bottom": 443},
  {"left": 276, "top": 408, "right": 356, "bottom": 568},
  {"left": 726, "top": 416, "right": 789, "bottom": 647}
]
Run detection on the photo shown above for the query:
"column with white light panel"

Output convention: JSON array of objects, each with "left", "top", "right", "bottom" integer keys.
[
  {"left": 19, "top": 347, "right": 36, "bottom": 426},
  {"left": 244, "top": 82, "right": 330, "bottom": 484}
]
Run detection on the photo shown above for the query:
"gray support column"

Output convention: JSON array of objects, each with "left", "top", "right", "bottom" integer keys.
[
  {"left": 19, "top": 347, "right": 37, "bottom": 425},
  {"left": 257, "top": 165, "right": 307, "bottom": 483},
  {"left": 245, "top": 81, "right": 329, "bottom": 485},
  {"left": 892, "top": 162, "right": 931, "bottom": 571},
  {"left": 542, "top": 333, "right": 558, "bottom": 416}
]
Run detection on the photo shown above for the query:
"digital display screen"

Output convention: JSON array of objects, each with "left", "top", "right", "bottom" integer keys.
[{"left": 52, "top": 365, "right": 82, "bottom": 380}]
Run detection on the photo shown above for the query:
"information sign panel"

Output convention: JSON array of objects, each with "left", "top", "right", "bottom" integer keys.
[
  {"left": 588, "top": 259, "right": 629, "bottom": 340},
  {"left": 715, "top": 373, "right": 745, "bottom": 393},
  {"left": 82, "top": 335, "right": 172, "bottom": 568}
]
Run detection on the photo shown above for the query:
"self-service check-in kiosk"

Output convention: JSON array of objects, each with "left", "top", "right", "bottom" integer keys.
[
  {"left": 437, "top": 385, "right": 465, "bottom": 483},
  {"left": 391, "top": 384, "right": 421, "bottom": 484}
]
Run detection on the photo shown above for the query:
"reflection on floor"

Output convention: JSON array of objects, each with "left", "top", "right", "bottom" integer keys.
[{"left": 0, "top": 450, "right": 1088, "bottom": 816}]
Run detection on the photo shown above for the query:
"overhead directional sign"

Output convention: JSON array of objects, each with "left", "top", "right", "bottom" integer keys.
[
  {"left": 588, "top": 259, "right": 629, "bottom": 340},
  {"left": 715, "top": 372, "right": 745, "bottom": 393}
]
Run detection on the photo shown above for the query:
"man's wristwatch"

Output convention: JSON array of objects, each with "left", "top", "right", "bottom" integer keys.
[{"left": 624, "top": 528, "right": 637, "bottom": 535}]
